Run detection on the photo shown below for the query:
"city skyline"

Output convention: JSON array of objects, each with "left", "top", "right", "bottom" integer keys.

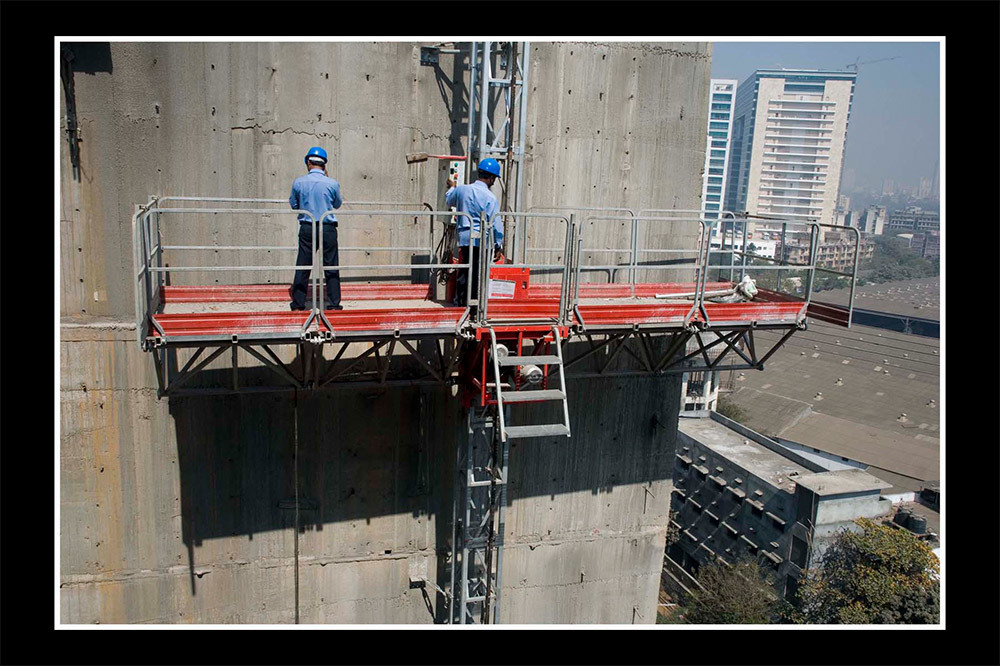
[{"left": 711, "top": 42, "right": 940, "bottom": 194}]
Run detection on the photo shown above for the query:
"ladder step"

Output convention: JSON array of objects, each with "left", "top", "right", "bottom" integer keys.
[
  {"left": 504, "top": 424, "right": 571, "bottom": 439},
  {"left": 498, "top": 355, "right": 561, "bottom": 367},
  {"left": 501, "top": 389, "right": 566, "bottom": 403}
]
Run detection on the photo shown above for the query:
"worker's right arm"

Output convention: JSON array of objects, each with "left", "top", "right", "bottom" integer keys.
[
  {"left": 289, "top": 181, "right": 299, "bottom": 210},
  {"left": 330, "top": 181, "right": 343, "bottom": 209},
  {"left": 444, "top": 184, "right": 458, "bottom": 208}
]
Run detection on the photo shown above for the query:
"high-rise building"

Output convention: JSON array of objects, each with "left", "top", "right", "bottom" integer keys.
[
  {"left": 918, "top": 178, "right": 932, "bottom": 199},
  {"left": 702, "top": 79, "right": 738, "bottom": 222},
  {"left": 881, "top": 178, "right": 895, "bottom": 196},
  {"left": 724, "top": 69, "right": 857, "bottom": 224}
]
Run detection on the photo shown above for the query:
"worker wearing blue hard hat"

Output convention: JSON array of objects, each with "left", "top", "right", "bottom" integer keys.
[
  {"left": 445, "top": 158, "right": 503, "bottom": 307},
  {"left": 289, "top": 146, "right": 344, "bottom": 311}
]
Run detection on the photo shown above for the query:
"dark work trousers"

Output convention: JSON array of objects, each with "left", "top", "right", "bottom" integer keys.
[
  {"left": 290, "top": 223, "right": 341, "bottom": 310},
  {"left": 454, "top": 244, "right": 482, "bottom": 308}
]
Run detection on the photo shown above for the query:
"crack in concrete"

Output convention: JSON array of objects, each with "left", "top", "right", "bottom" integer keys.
[
  {"left": 402, "top": 125, "right": 452, "bottom": 142},
  {"left": 572, "top": 42, "right": 712, "bottom": 60},
  {"left": 60, "top": 548, "right": 438, "bottom": 587},
  {"left": 507, "top": 524, "right": 665, "bottom": 549},
  {"left": 230, "top": 123, "right": 335, "bottom": 139}
]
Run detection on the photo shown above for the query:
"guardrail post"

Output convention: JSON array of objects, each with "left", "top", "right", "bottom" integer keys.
[
  {"left": 480, "top": 211, "right": 490, "bottom": 324},
  {"left": 804, "top": 224, "right": 819, "bottom": 306}
]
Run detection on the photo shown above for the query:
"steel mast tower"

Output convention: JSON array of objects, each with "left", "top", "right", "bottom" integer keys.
[{"left": 449, "top": 41, "right": 531, "bottom": 624}]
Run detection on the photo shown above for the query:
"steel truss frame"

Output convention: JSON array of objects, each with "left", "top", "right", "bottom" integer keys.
[
  {"left": 562, "top": 323, "right": 805, "bottom": 377},
  {"left": 449, "top": 403, "right": 510, "bottom": 624},
  {"left": 150, "top": 336, "right": 469, "bottom": 397}
]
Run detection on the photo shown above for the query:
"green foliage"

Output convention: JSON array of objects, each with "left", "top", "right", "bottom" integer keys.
[
  {"left": 860, "top": 235, "right": 940, "bottom": 283},
  {"left": 656, "top": 604, "right": 686, "bottom": 624},
  {"left": 715, "top": 397, "right": 748, "bottom": 424},
  {"left": 812, "top": 274, "right": 852, "bottom": 293},
  {"left": 794, "top": 518, "right": 940, "bottom": 624},
  {"left": 683, "top": 557, "right": 784, "bottom": 624},
  {"left": 664, "top": 510, "right": 682, "bottom": 549}
]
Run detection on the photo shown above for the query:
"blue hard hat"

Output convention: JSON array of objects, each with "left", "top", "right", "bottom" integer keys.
[
  {"left": 477, "top": 158, "right": 501, "bottom": 177},
  {"left": 305, "top": 146, "right": 328, "bottom": 165}
]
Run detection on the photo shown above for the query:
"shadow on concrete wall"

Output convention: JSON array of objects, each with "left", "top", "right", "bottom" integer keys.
[
  {"left": 167, "top": 338, "right": 678, "bottom": 621},
  {"left": 60, "top": 42, "right": 113, "bottom": 182}
]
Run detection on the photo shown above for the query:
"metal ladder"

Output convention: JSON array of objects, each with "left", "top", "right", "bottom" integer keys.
[{"left": 488, "top": 326, "right": 571, "bottom": 440}]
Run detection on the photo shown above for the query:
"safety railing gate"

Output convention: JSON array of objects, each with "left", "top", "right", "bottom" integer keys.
[
  {"left": 477, "top": 211, "right": 578, "bottom": 326},
  {"left": 712, "top": 213, "right": 860, "bottom": 327}
]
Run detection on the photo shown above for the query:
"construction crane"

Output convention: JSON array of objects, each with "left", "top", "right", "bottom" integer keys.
[{"left": 846, "top": 55, "right": 900, "bottom": 72}]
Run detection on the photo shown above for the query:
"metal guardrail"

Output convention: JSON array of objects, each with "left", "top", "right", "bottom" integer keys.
[
  {"left": 133, "top": 197, "right": 474, "bottom": 342},
  {"left": 478, "top": 211, "right": 576, "bottom": 326},
  {"left": 133, "top": 198, "right": 858, "bottom": 345}
]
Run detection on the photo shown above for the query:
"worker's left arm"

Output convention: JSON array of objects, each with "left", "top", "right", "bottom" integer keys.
[
  {"left": 289, "top": 182, "right": 299, "bottom": 210},
  {"left": 490, "top": 203, "right": 503, "bottom": 248}
]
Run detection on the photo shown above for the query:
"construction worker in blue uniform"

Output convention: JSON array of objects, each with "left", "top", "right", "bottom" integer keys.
[
  {"left": 289, "top": 146, "right": 344, "bottom": 311},
  {"left": 445, "top": 158, "right": 503, "bottom": 307}
]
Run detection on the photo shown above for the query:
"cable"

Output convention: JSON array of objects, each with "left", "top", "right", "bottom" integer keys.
[
  {"left": 293, "top": 388, "right": 300, "bottom": 625},
  {"left": 747, "top": 336, "right": 940, "bottom": 378},
  {"left": 753, "top": 331, "right": 941, "bottom": 369},
  {"left": 801, "top": 326, "right": 941, "bottom": 354}
]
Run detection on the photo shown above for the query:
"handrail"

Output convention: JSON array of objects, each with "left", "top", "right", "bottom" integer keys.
[
  {"left": 138, "top": 203, "right": 473, "bottom": 339},
  {"left": 526, "top": 206, "right": 634, "bottom": 271},
  {"left": 478, "top": 211, "right": 574, "bottom": 326},
  {"left": 158, "top": 196, "right": 432, "bottom": 210},
  {"left": 305, "top": 208, "right": 474, "bottom": 332},
  {"left": 140, "top": 205, "right": 320, "bottom": 338},
  {"left": 576, "top": 214, "right": 709, "bottom": 324}
]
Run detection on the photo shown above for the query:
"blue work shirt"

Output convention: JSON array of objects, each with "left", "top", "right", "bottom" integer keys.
[
  {"left": 289, "top": 168, "right": 342, "bottom": 225},
  {"left": 445, "top": 180, "right": 502, "bottom": 247}
]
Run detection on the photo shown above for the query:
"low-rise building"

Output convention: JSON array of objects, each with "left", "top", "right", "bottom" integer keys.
[
  {"left": 781, "top": 231, "right": 874, "bottom": 271},
  {"left": 897, "top": 231, "right": 939, "bottom": 259},
  {"left": 886, "top": 206, "right": 939, "bottom": 233},
  {"left": 668, "top": 413, "right": 892, "bottom": 600}
]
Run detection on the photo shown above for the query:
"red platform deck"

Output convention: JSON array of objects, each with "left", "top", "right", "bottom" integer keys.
[{"left": 149, "top": 281, "right": 808, "bottom": 342}]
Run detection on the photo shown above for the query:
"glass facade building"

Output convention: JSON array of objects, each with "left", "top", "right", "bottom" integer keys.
[{"left": 701, "top": 79, "right": 738, "bottom": 222}]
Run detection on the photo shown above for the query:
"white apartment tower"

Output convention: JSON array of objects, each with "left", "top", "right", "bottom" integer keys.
[
  {"left": 724, "top": 69, "right": 857, "bottom": 224},
  {"left": 702, "top": 79, "right": 738, "bottom": 221}
]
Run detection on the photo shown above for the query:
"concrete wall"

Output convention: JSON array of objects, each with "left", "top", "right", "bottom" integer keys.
[
  {"left": 60, "top": 324, "right": 680, "bottom": 623},
  {"left": 59, "top": 41, "right": 710, "bottom": 623}
]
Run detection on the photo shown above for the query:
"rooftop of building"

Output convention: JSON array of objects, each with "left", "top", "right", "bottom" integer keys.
[
  {"left": 814, "top": 276, "right": 940, "bottom": 321},
  {"left": 720, "top": 317, "right": 940, "bottom": 488},
  {"left": 793, "top": 467, "right": 891, "bottom": 497},
  {"left": 892, "top": 500, "right": 941, "bottom": 537},
  {"left": 677, "top": 415, "right": 812, "bottom": 493}
]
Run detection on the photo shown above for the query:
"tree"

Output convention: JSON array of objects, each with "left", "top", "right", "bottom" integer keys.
[
  {"left": 859, "top": 234, "right": 939, "bottom": 284},
  {"left": 794, "top": 518, "right": 940, "bottom": 624},
  {"left": 683, "top": 557, "right": 785, "bottom": 624}
]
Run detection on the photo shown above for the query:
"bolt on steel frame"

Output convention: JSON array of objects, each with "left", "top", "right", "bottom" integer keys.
[{"left": 133, "top": 198, "right": 857, "bottom": 623}]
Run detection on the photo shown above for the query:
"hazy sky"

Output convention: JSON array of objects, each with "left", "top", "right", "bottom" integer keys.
[{"left": 711, "top": 42, "right": 940, "bottom": 191}]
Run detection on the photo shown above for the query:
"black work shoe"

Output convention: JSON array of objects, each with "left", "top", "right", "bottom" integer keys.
[
  {"left": 290, "top": 303, "right": 306, "bottom": 311},
  {"left": 326, "top": 305, "right": 344, "bottom": 311}
]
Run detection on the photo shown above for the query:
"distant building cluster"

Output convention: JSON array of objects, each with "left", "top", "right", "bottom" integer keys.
[{"left": 700, "top": 69, "right": 940, "bottom": 269}]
